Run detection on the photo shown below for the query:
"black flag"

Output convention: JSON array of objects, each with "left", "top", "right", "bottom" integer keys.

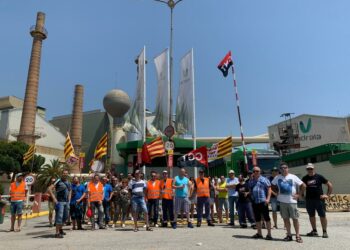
[{"left": 217, "top": 51, "right": 233, "bottom": 77}]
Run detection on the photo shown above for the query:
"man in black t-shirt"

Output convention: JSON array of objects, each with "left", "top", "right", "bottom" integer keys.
[
  {"left": 302, "top": 163, "right": 333, "bottom": 238},
  {"left": 236, "top": 175, "right": 256, "bottom": 228}
]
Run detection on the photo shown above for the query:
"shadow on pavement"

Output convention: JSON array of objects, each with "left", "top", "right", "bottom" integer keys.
[
  {"left": 233, "top": 234, "right": 285, "bottom": 242},
  {"left": 32, "top": 234, "right": 56, "bottom": 239},
  {"left": 114, "top": 228, "right": 134, "bottom": 232},
  {"left": 26, "top": 230, "right": 52, "bottom": 236}
]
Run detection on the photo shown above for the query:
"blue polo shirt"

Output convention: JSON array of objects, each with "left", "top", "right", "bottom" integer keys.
[
  {"left": 174, "top": 176, "right": 189, "bottom": 198},
  {"left": 103, "top": 183, "right": 113, "bottom": 201},
  {"left": 70, "top": 184, "right": 85, "bottom": 205}
]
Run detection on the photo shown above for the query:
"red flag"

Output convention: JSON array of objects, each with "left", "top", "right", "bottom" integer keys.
[
  {"left": 141, "top": 143, "right": 151, "bottom": 164},
  {"left": 186, "top": 146, "right": 208, "bottom": 167},
  {"left": 217, "top": 51, "right": 233, "bottom": 77}
]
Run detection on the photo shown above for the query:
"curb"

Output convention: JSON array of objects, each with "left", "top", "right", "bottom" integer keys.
[{"left": 22, "top": 211, "right": 49, "bottom": 220}]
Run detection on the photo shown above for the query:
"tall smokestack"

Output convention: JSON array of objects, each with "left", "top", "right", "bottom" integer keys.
[
  {"left": 70, "top": 84, "right": 84, "bottom": 173},
  {"left": 18, "top": 12, "right": 47, "bottom": 144}
]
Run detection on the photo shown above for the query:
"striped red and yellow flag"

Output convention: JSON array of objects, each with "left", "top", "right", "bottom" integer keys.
[
  {"left": 217, "top": 136, "right": 233, "bottom": 158},
  {"left": 94, "top": 132, "right": 108, "bottom": 159},
  {"left": 64, "top": 132, "right": 75, "bottom": 160},
  {"left": 23, "top": 144, "right": 36, "bottom": 165},
  {"left": 146, "top": 137, "right": 165, "bottom": 160}
]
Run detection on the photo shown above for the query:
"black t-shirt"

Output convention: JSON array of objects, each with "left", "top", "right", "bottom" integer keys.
[
  {"left": 236, "top": 182, "right": 251, "bottom": 203},
  {"left": 54, "top": 179, "right": 71, "bottom": 202},
  {"left": 302, "top": 174, "right": 328, "bottom": 200},
  {"left": 269, "top": 176, "right": 277, "bottom": 198}
]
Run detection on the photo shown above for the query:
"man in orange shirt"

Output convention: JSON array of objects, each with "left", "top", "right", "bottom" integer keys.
[
  {"left": 87, "top": 174, "right": 105, "bottom": 230},
  {"left": 9, "top": 173, "right": 27, "bottom": 232},
  {"left": 160, "top": 170, "right": 174, "bottom": 228},
  {"left": 146, "top": 171, "right": 161, "bottom": 227},
  {"left": 195, "top": 169, "right": 215, "bottom": 227}
]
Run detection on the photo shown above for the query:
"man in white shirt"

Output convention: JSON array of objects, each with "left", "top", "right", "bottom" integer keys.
[{"left": 271, "top": 162, "right": 306, "bottom": 243}]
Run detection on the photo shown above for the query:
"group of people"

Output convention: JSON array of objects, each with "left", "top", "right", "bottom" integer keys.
[{"left": 8, "top": 162, "right": 332, "bottom": 243}]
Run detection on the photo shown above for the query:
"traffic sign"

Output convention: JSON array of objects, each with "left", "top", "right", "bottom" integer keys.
[
  {"left": 165, "top": 141, "right": 175, "bottom": 151},
  {"left": 164, "top": 125, "right": 175, "bottom": 138},
  {"left": 24, "top": 174, "right": 35, "bottom": 186}
]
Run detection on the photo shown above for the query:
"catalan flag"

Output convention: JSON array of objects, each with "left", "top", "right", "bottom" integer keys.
[
  {"left": 141, "top": 137, "right": 165, "bottom": 163},
  {"left": 64, "top": 132, "right": 76, "bottom": 160},
  {"left": 94, "top": 132, "right": 108, "bottom": 159},
  {"left": 23, "top": 145, "right": 35, "bottom": 165},
  {"left": 208, "top": 136, "right": 233, "bottom": 162}
]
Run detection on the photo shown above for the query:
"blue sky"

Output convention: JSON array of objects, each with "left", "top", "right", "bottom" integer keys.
[{"left": 1, "top": 0, "right": 350, "bottom": 137}]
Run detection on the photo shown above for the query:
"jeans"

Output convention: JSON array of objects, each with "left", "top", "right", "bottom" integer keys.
[
  {"left": 70, "top": 202, "right": 83, "bottom": 221},
  {"left": 147, "top": 199, "right": 159, "bottom": 224},
  {"left": 102, "top": 200, "right": 111, "bottom": 224},
  {"left": 228, "top": 196, "right": 238, "bottom": 223},
  {"left": 117, "top": 201, "right": 129, "bottom": 223},
  {"left": 197, "top": 197, "right": 210, "bottom": 222},
  {"left": 10, "top": 202, "right": 23, "bottom": 216},
  {"left": 162, "top": 199, "right": 174, "bottom": 222},
  {"left": 238, "top": 202, "right": 255, "bottom": 225},
  {"left": 55, "top": 201, "right": 69, "bottom": 225},
  {"left": 90, "top": 201, "right": 104, "bottom": 227}
]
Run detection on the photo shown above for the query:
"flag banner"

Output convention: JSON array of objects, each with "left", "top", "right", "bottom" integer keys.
[
  {"left": 142, "top": 137, "right": 165, "bottom": 163},
  {"left": 126, "top": 47, "right": 146, "bottom": 136},
  {"left": 178, "top": 146, "right": 208, "bottom": 167},
  {"left": 64, "top": 132, "right": 77, "bottom": 161},
  {"left": 175, "top": 50, "right": 194, "bottom": 135},
  {"left": 208, "top": 136, "right": 232, "bottom": 162},
  {"left": 137, "top": 148, "right": 143, "bottom": 165},
  {"left": 152, "top": 49, "right": 170, "bottom": 132},
  {"left": 91, "top": 160, "right": 104, "bottom": 173},
  {"left": 23, "top": 145, "right": 36, "bottom": 165},
  {"left": 94, "top": 132, "right": 108, "bottom": 159},
  {"left": 217, "top": 51, "right": 233, "bottom": 77}
]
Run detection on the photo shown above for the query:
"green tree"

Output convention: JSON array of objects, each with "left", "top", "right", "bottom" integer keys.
[
  {"left": 0, "top": 141, "right": 45, "bottom": 179},
  {"left": 34, "top": 159, "right": 69, "bottom": 192}
]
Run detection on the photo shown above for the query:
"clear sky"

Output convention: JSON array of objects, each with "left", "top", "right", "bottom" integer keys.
[{"left": 1, "top": 0, "right": 350, "bottom": 137}]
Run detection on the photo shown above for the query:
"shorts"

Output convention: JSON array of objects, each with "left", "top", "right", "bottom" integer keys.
[
  {"left": 189, "top": 196, "right": 197, "bottom": 205},
  {"left": 131, "top": 197, "right": 148, "bottom": 214},
  {"left": 306, "top": 199, "right": 326, "bottom": 218},
  {"left": 55, "top": 201, "right": 69, "bottom": 225},
  {"left": 218, "top": 198, "right": 228, "bottom": 211},
  {"left": 280, "top": 203, "right": 299, "bottom": 219},
  {"left": 10, "top": 202, "right": 23, "bottom": 216},
  {"left": 252, "top": 202, "right": 271, "bottom": 222},
  {"left": 209, "top": 198, "right": 215, "bottom": 205},
  {"left": 175, "top": 197, "right": 190, "bottom": 214},
  {"left": 270, "top": 198, "right": 279, "bottom": 212},
  {"left": 48, "top": 201, "right": 55, "bottom": 214}
]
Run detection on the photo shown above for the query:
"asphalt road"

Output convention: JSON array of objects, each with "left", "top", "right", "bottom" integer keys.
[{"left": 0, "top": 210, "right": 349, "bottom": 250}]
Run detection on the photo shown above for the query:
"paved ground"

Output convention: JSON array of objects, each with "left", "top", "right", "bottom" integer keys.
[{"left": 0, "top": 210, "right": 349, "bottom": 250}]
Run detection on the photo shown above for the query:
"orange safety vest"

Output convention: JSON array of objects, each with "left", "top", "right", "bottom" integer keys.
[
  {"left": 10, "top": 182, "right": 26, "bottom": 201},
  {"left": 160, "top": 178, "right": 173, "bottom": 200},
  {"left": 88, "top": 182, "right": 103, "bottom": 202},
  {"left": 196, "top": 177, "right": 210, "bottom": 198},
  {"left": 147, "top": 180, "right": 161, "bottom": 200}
]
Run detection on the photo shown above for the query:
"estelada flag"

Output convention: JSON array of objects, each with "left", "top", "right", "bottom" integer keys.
[
  {"left": 217, "top": 51, "right": 233, "bottom": 77},
  {"left": 179, "top": 146, "right": 208, "bottom": 167}
]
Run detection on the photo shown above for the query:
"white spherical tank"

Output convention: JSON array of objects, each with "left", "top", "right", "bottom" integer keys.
[{"left": 103, "top": 89, "right": 131, "bottom": 118}]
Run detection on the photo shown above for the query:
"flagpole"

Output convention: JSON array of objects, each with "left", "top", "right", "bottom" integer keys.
[
  {"left": 143, "top": 46, "right": 147, "bottom": 176},
  {"left": 231, "top": 66, "right": 249, "bottom": 173},
  {"left": 190, "top": 49, "right": 198, "bottom": 179}
]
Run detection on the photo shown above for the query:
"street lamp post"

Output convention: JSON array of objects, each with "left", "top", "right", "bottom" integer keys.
[{"left": 155, "top": 0, "right": 183, "bottom": 127}]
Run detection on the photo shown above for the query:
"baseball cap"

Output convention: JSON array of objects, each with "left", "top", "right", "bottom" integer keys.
[
  {"left": 162, "top": 170, "right": 168, "bottom": 174},
  {"left": 134, "top": 169, "right": 141, "bottom": 174},
  {"left": 199, "top": 169, "right": 204, "bottom": 173},
  {"left": 271, "top": 167, "right": 278, "bottom": 172},
  {"left": 228, "top": 170, "right": 235, "bottom": 174},
  {"left": 306, "top": 163, "right": 314, "bottom": 169},
  {"left": 15, "top": 173, "right": 23, "bottom": 178}
]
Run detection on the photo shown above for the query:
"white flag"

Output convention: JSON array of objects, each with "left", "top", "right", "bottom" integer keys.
[
  {"left": 126, "top": 47, "right": 146, "bottom": 136},
  {"left": 175, "top": 50, "right": 194, "bottom": 135},
  {"left": 152, "top": 49, "right": 170, "bottom": 132}
]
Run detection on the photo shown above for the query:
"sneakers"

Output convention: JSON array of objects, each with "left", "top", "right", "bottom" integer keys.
[
  {"left": 322, "top": 232, "right": 329, "bottom": 238},
  {"left": 240, "top": 224, "right": 248, "bottom": 228},
  {"left": 252, "top": 233, "right": 263, "bottom": 239},
  {"left": 162, "top": 222, "right": 168, "bottom": 228},
  {"left": 265, "top": 235, "right": 273, "bottom": 240},
  {"left": 121, "top": 223, "right": 126, "bottom": 228},
  {"left": 228, "top": 222, "right": 235, "bottom": 226},
  {"left": 187, "top": 222, "right": 194, "bottom": 228},
  {"left": 154, "top": 224, "right": 159, "bottom": 228},
  {"left": 207, "top": 221, "right": 215, "bottom": 227},
  {"left": 283, "top": 235, "right": 293, "bottom": 241},
  {"left": 59, "top": 230, "right": 66, "bottom": 235},
  {"left": 55, "top": 233, "right": 64, "bottom": 239},
  {"left": 306, "top": 230, "right": 319, "bottom": 237},
  {"left": 197, "top": 221, "right": 201, "bottom": 227},
  {"left": 172, "top": 222, "right": 177, "bottom": 229}
]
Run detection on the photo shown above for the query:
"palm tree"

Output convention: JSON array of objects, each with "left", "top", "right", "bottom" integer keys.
[{"left": 34, "top": 159, "right": 69, "bottom": 192}]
